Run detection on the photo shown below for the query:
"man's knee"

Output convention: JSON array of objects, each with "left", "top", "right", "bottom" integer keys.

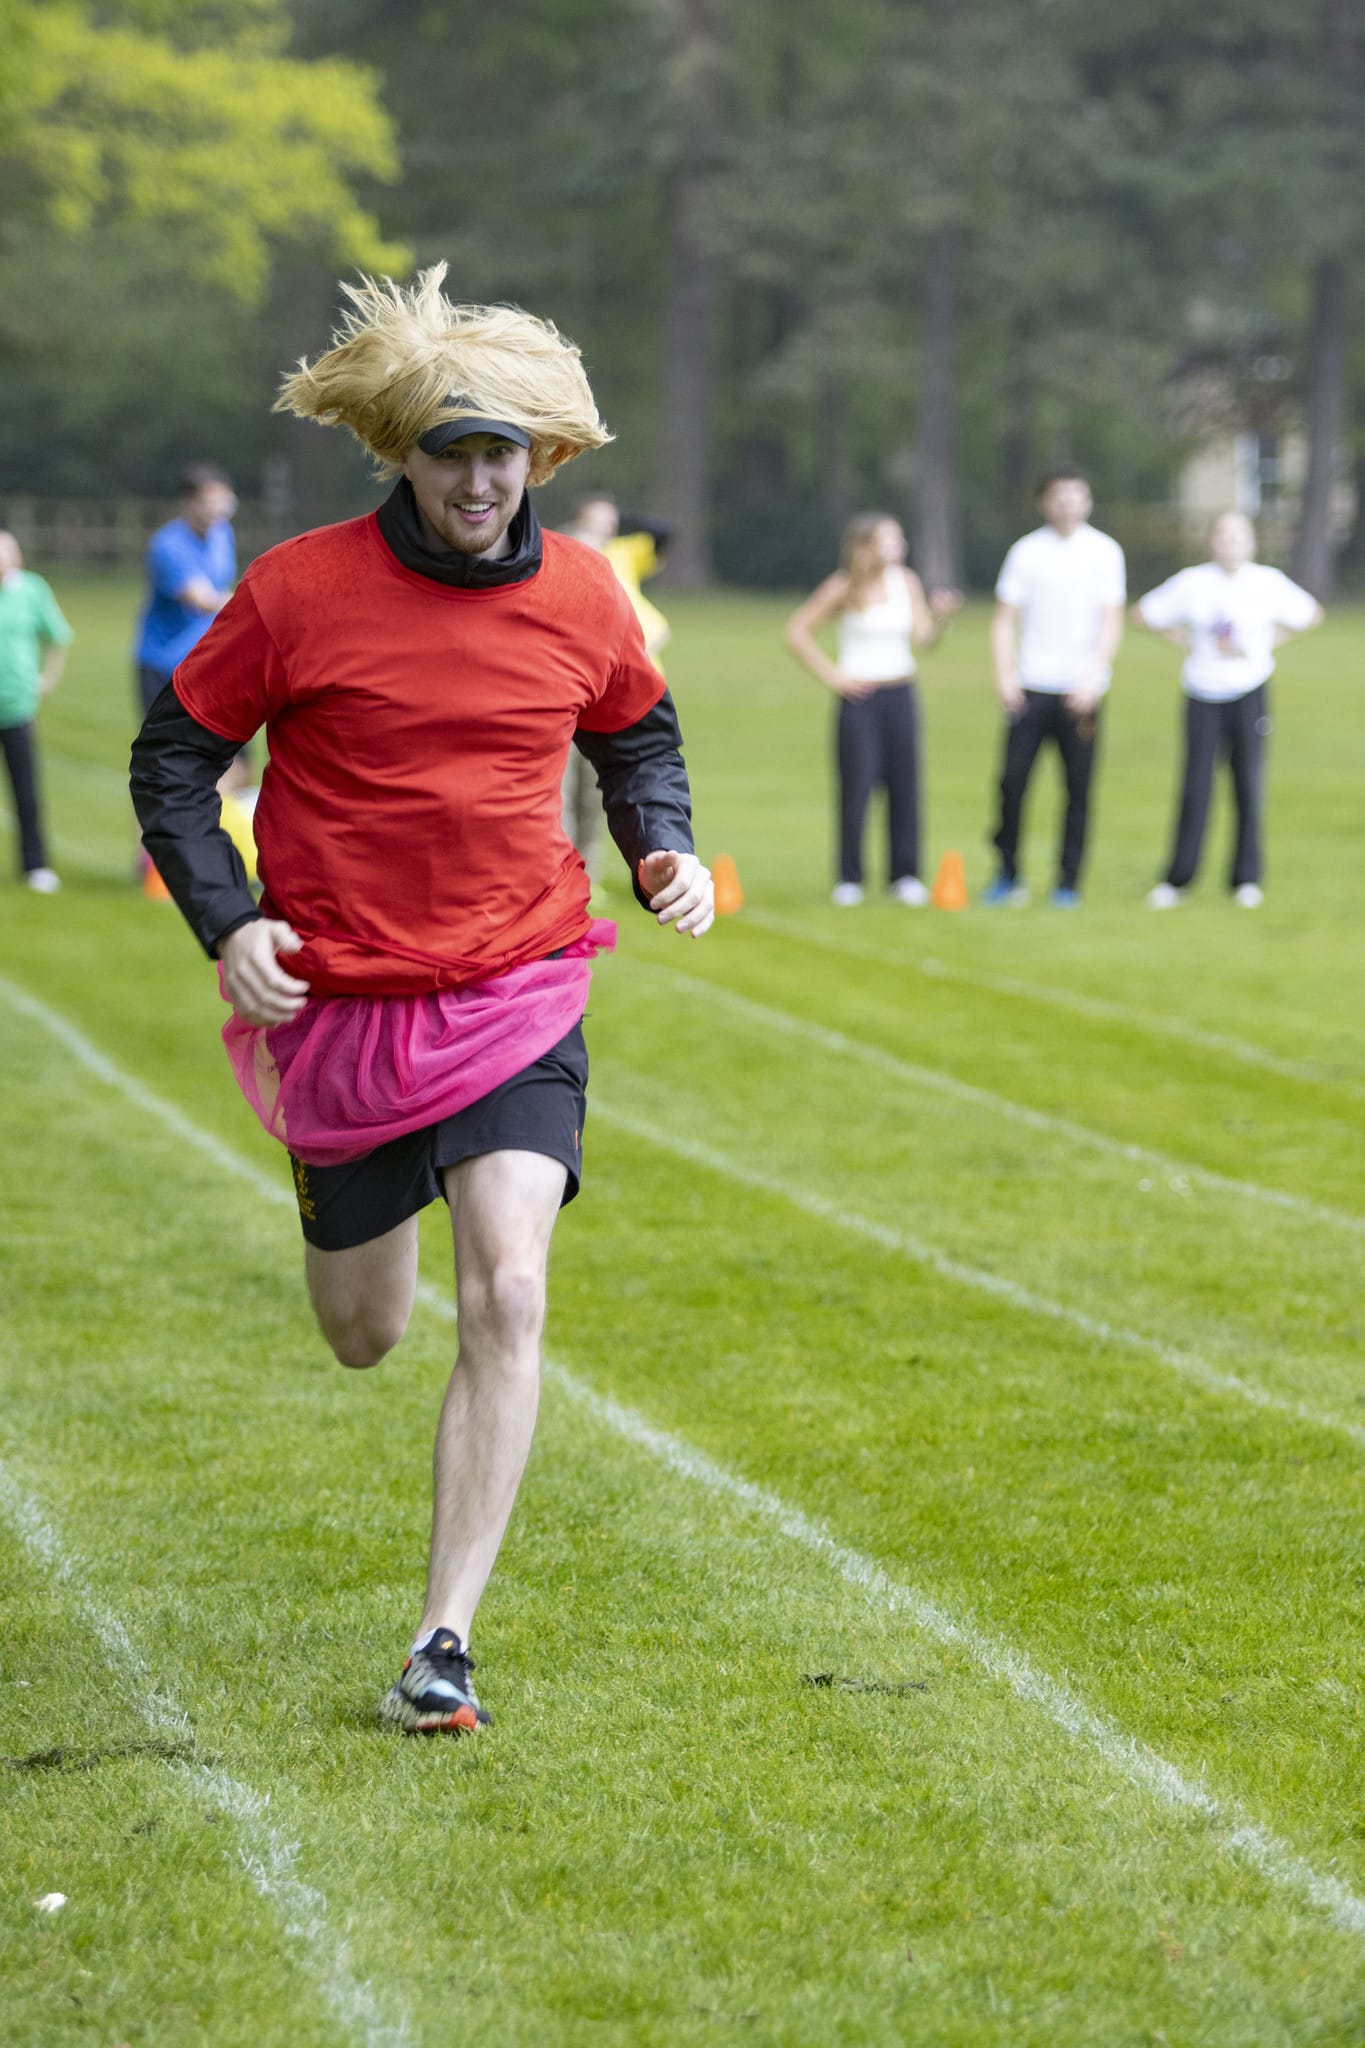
[
  {"left": 318, "top": 1302, "right": 410, "bottom": 1369},
  {"left": 304, "top": 1227, "right": 416, "bottom": 1369},
  {"left": 459, "top": 1260, "right": 547, "bottom": 1352}
]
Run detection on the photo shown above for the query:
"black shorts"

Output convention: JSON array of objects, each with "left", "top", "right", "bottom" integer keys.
[{"left": 288, "top": 1024, "right": 589, "bottom": 1252}]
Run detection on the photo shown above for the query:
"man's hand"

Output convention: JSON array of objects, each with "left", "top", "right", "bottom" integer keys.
[
  {"left": 996, "top": 674, "right": 1026, "bottom": 716},
  {"left": 928, "top": 587, "right": 964, "bottom": 621},
  {"left": 218, "top": 918, "right": 310, "bottom": 1024},
  {"left": 1065, "top": 679, "right": 1103, "bottom": 714},
  {"left": 638, "top": 851, "right": 714, "bottom": 938}
]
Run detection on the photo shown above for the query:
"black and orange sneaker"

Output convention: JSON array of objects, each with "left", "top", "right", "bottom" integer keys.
[{"left": 378, "top": 1630, "right": 491, "bottom": 1735}]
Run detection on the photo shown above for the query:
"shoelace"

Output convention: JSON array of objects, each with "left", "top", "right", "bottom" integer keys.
[{"left": 427, "top": 1639, "right": 477, "bottom": 1686}]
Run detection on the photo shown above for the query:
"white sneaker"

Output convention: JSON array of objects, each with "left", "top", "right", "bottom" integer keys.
[
  {"left": 1234, "top": 883, "right": 1264, "bottom": 908},
  {"left": 24, "top": 867, "right": 61, "bottom": 894},
  {"left": 1146, "top": 883, "right": 1182, "bottom": 910},
  {"left": 831, "top": 882, "right": 864, "bottom": 907},
  {"left": 890, "top": 876, "right": 929, "bottom": 906}
]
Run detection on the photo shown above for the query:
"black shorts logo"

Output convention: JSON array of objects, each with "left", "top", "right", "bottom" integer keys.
[{"left": 291, "top": 1155, "right": 317, "bottom": 1222}]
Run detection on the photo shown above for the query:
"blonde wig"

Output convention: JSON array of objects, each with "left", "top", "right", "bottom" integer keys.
[{"left": 275, "top": 264, "right": 611, "bottom": 487}]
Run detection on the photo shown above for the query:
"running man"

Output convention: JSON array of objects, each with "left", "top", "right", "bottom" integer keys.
[
  {"left": 1134, "top": 511, "right": 1322, "bottom": 908},
  {"left": 130, "top": 267, "right": 713, "bottom": 1735},
  {"left": 984, "top": 469, "right": 1126, "bottom": 907}
]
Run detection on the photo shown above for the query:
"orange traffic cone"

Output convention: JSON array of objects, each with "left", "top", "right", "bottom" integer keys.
[
  {"left": 142, "top": 860, "right": 172, "bottom": 901},
  {"left": 929, "top": 849, "right": 968, "bottom": 911},
  {"left": 712, "top": 853, "right": 744, "bottom": 916}
]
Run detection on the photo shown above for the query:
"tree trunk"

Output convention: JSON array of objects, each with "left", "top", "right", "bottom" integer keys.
[
  {"left": 910, "top": 223, "right": 962, "bottom": 590},
  {"left": 656, "top": 0, "right": 719, "bottom": 587},
  {"left": 819, "top": 381, "right": 853, "bottom": 537},
  {"left": 1292, "top": 256, "right": 1349, "bottom": 599},
  {"left": 1002, "top": 332, "right": 1035, "bottom": 526}
]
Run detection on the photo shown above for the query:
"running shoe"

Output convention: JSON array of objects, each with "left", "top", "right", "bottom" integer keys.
[
  {"left": 1146, "top": 883, "right": 1182, "bottom": 909},
  {"left": 1050, "top": 887, "right": 1082, "bottom": 909},
  {"left": 24, "top": 867, "right": 60, "bottom": 894},
  {"left": 831, "top": 882, "right": 864, "bottom": 907},
  {"left": 1234, "top": 883, "right": 1264, "bottom": 908},
  {"left": 379, "top": 1630, "right": 491, "bottom": 1735},
  {"left": 980, "top": 877, "right": 1028, "bottom": 907},
  {"left": 890, "top": 876, "right": 929, "bottom": 906}
]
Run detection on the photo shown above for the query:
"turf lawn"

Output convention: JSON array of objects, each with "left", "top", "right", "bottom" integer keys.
[{"left": 1, "top": 571, "right": 1363, "bottom": 2047}]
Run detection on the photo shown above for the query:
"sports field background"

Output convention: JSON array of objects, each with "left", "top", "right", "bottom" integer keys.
[{"left": 3, "top": 574, "right": 1363, "bottom": 2046}]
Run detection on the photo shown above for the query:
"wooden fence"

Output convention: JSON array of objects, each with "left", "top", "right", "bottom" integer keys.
[
  {"left": 0, "top": 491, "right": 1305, "bottom": 583},
  {"left": 0, "top": 495, "right": 363, "bottom": 568}
]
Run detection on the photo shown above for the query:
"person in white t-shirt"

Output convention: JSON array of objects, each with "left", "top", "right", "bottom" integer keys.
[
  {"left": 1135, "top": 511, "right": 1322, "bottom": 908},
  {"left": 785, "top": 511, "right": 961, "bottom": 905},
  {"left": 984, "top": 470, "right": 1126, "bottom": 907}
]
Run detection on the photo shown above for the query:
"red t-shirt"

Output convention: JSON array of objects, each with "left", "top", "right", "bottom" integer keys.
[{"left": 173, "top": 515, "right": 666, "bottom": 995}]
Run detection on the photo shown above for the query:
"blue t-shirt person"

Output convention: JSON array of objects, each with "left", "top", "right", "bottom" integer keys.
[{"left": 135, "top": 514, "right": 236, "bottom": 678}]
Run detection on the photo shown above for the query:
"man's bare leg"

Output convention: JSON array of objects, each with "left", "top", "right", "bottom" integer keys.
[
  {"left": 304, "top": 1214, "right": 420, "bottom": 1369},
  {"left": 419, "top": 1148, "right": 567, "bottom": 1645}
]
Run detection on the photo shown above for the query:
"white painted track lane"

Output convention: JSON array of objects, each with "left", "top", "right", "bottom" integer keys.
[
  {"left": 620, "top": 957, "right": 1365, "bottom": 1236},
  {"left": 0, "top": 1462, "right": 414, "bottom": 2048},
  {"left": 742, "top": 905, "right": 1365, "bottom": 1098},
  {"left": 589, "top": 1100, "right": 1365, "bottom": 1450},
  {"left": 547, "top": 1368, "right": 1365, "bottom": 1943},
  {"left": 3, "top": 971, "right": 1365, "bottom": 1946}
]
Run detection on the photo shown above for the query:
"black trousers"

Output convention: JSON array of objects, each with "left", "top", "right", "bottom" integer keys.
[
  {"left": 835, "top": 680, "right": 921, "bottom": 885},
  {"left": 991, "top": 689, "right": 1100, "bottom": 891},
  {"left": 137, "top": 663, "right": 174, "bottom": 719},
  {"left": 1, "top": 720, "right": 49, "bottom": 874},
  {"left": 1163, "top": 686, "right": 1268, "bottom": 890}
]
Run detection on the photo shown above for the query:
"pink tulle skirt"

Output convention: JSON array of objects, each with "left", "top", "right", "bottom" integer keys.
[{"left": 221, "top": 921, "right": 616, "bottom": 1166}]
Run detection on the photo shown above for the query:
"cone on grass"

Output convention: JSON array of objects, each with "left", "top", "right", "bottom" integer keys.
[
  {"left": 930, "top": 849, "right": 968, "bottom": 911},
  {"left": 712, "top": 853, "right": 744, "bottom": 916},
  {"left": 142, "top": 860, "right": 172, "bottom": 901}
]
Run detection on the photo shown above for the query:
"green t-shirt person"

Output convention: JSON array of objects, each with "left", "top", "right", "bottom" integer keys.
[{"left": 0, "top": 564, "right": 73, "bottom": 727}]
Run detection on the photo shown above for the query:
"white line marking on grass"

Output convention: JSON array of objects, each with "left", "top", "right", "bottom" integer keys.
[
  {"left": 4, "top": 973, "right": 1365, "bottom": 1944},
  {"left": 0, "top": 972, "right": 287, "bottom": 1204},
  {"left": 546, "top": 1366, "right": 1365, "bottom": 1941},
  {"left": 590, "top": 1100, "right": 1365, "bottom": 1451},
  {"left": 2, "top": 967, "right": 1359, "bottom": 1451},
  {"left": 620, "top": 957, "right": 1365, "bottom": 1237},
  {"left": 0, "top": 1460, "right": 413, "bottom": 2048},
  {"left": 0, "top": 970, "right": 449, "bottom": 1308},
  {"left": 742, "top": 906, "right": 1364, "bottom": 1097}
]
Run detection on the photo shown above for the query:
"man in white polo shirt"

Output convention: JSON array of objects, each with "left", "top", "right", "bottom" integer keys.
[
  {"left": 984, "top": 469, "right": 1126, "bottom": 907},
  {"left": 1135, "top": 510, "right": 1322, "bottom": 909}
]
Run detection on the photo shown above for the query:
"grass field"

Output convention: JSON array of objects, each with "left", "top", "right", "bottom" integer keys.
[{"left": 3, "top": 571, "right": 1363, "bottom": 2047}]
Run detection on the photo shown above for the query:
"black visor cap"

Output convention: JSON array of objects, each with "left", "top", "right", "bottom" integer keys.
[{"left": 418, "top": 415, "right": 532, "bottom": 456}]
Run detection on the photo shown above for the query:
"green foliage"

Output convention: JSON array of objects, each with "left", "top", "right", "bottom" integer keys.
[
  {"left": 0, "top": 0, "right": 1360, "bottom": 574},
  {"left": 6, "top": 0, "right": 408, "bottom": 302},
  {"left": 0, "top": 225, "right": 288, "bottom": 494}
]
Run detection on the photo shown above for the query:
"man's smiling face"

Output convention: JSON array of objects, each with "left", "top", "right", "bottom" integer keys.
[{"left": 402, "top": 431, "right": 533, "bottom": 558}]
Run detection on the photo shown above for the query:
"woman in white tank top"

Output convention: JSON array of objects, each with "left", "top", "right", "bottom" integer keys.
[{"left": 785, "top": 513, "right": 961, "bottom": 904}]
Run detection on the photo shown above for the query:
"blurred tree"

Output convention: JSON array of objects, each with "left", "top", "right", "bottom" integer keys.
[
  {"left": 1292, "top": 0, "right": 1361, "bottom": 596},
  {"left": 1, "top": 0, "right": 1359, "bottom": 588},
  {"left": 654, "top": 0, "right": 722, "bottom": 585},
  {"left": 1077, "top": 0, "right": 1363, "bottom": 596},
  {"left": 1, "top": 0, "right": 406, "bottom": 304}
]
